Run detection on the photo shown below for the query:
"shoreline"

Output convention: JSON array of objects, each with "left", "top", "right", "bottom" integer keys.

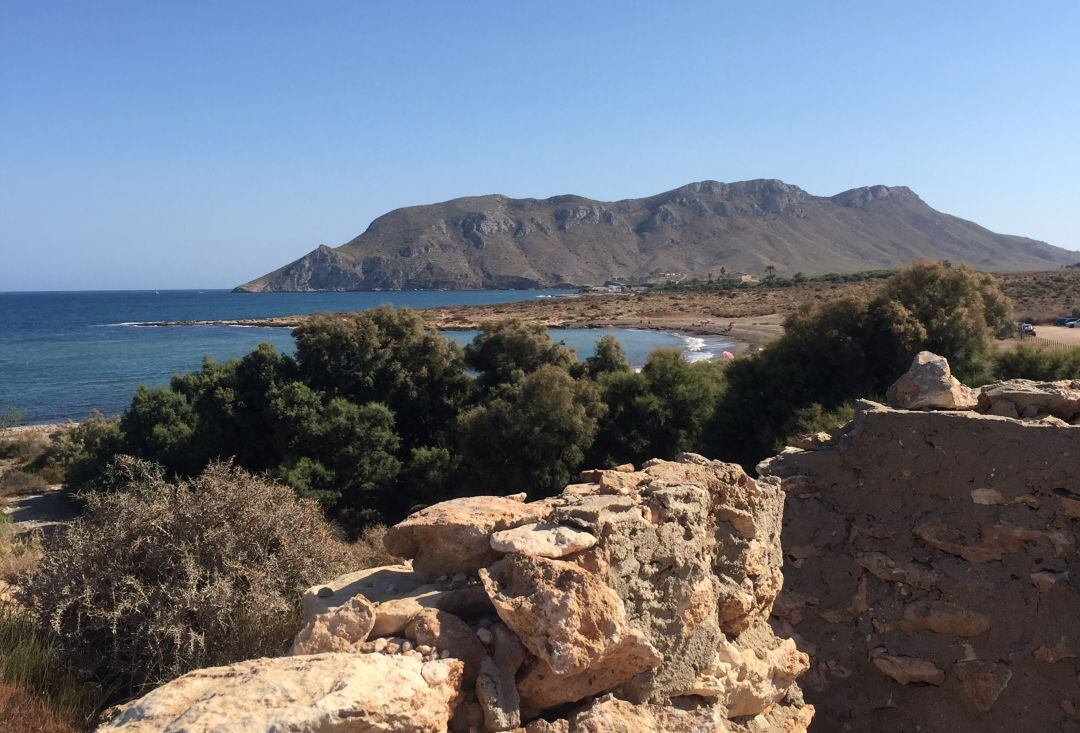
[{"left": 117, "top": 286, "right": 847, "bottom": 355}]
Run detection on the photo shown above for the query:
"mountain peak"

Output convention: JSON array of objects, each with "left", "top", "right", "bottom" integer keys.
[
  {"left": 831, "top": 184, "right": 921, "bottom": 207},
  {"left": 235, "top": 180, "right": 1073, "bottom": 292}
]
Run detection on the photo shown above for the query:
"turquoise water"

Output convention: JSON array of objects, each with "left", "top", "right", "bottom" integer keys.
[{"left": 0, "top": 290, "right": 730, "bottom": 424}]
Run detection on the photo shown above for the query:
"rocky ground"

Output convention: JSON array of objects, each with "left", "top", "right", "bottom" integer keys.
[{"left": 96, "top": 456, "right": 813, "bottom": 732}]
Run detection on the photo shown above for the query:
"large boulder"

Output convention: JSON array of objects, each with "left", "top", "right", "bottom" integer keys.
[
  {"left": 552, "top": 455, "right": 787, "bottom": 703},
  {"left": 384, "top": 496, "right": 548, "bottom": 581},
  {"left": 96, "top": 653, "right": 463, "bottom": 733},
  {"left": 886, "top": 351, "right": 979, "bottom": 411}
]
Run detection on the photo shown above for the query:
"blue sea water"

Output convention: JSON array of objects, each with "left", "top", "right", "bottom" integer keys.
[{"left": 0, "top": 290, "right": 730, "bottom": 424}]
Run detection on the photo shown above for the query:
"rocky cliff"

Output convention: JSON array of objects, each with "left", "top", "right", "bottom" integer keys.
[
  {"left": 235, "top": 180, "right": 1076, "bottom": 291},
  {"left": 97, "top": 456, "right": 813, "bottom": 732},
  {"left": 762, "top": 354, "right": 1080, "bottom": 731}
]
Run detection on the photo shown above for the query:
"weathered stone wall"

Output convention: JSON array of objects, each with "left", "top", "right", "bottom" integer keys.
[{"left": 763, "top": 398, "right": 1080, "bottom": 731}]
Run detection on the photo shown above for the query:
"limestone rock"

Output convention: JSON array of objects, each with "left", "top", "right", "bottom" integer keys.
[
  {"left": 515, "top": 628, "right": 662, "bottom": 714},
  {"left": 871, "top": 652, "right": 945, "bottom": 685},
  {"left": 893, "top": 600, "right": 991, "bottom": 637},
  {"left": 553, "top": 455, "right": 789, "bottom": 704},
  {"left": 479, "top": 554, "right": 640, "bottom": 675},
  {"left": 855, "top": 551, "right": 939, "bottom": 589},
  {"left": 384, "top": 496, "right": 549, "bottom": 581},
  {"left": 489, "top": 522, "right": 597, "bottom": 558},
  {"left": 96, "top": 653, "right": 463, "bottom": 733},
  {"left": 1033, "top": 641, "right": 1076, "bottom": 664},
  {"left": 949, "top": 660, "right": 1011, "bottom": 713},
  {"left": 291, "top": 595, "right": 376, "bottom": 655},
  {"left": 405, "top": 609, "right": 487, "bottom": 687},
  {"left": 570, "top": 695, "right": 724, "bottom": 732},
  {"left": 475, "top": 623, "right": 527, "bottom": 732},
  {"left": 978, "top": 378, "right": 1080, "bottom": 421},
  {"left": 682, "top": 621, "right": 810, "bottom": 717},
  {"left": 301, "top": 563, "right": 492, "bottom": 637},
  {"left": 886, "top": 351, "right": 979, "bottom": 411}
]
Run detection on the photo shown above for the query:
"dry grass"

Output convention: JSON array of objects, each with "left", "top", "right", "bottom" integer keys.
[
  {"left": 1, "top": 471, "right": 49, "bottom": 498},
  {"left": 999, "top": 270, "right": 1080, "bottom": 322},
  {"left": 0, "top": 602, "right": 100, "bottom": 731},
  {"left": 0, "top": 523, "right": 43, "bottom": 582},
  {"left": 0, "top": 681, "right": 79, "bottom": 733}
]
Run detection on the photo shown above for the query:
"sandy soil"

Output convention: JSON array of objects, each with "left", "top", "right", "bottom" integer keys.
[
  {"left": 2, "top": 488, "right": 76, "bottom": 539},
  {"left": 1034, "top": 325, "right": 1080, "bottom": 345}
]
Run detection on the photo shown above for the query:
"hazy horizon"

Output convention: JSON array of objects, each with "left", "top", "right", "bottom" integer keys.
[{"left": 2, "top": 1, "right": 1078, "bottom": 291}]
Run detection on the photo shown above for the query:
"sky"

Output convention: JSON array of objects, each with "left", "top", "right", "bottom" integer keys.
[{"left": 1, "top": 1, "right": 1078, "bottom": 291}]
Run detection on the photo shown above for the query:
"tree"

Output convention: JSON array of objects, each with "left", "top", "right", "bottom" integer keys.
[
  {"left": 295, "top": 307, "right": 471, "bottom": 449},
  {"left": 268, "top": 383, "right": 401, "bottom": 528},
  {"left": 458, "top": 365, "right": 604, "bottom": 496},
  {"left": 585, "top": 335, "right": 631, "bottom": 378},
  {"left": 120, "top": 386, "right": 198, "bottom": 474},
  {"left": 464, "top": 319, "right": 576, "bottom": 390},
  {"left": 764, "top": 265, "right": 777, "bottom": 280},
  {"left": 707, "top": 261, "right": 1013, "bottom": 467},
  {"left": 589, "top": 349, "right": 725, "bottom": 466},
  {"left": 878, "top": 260, "right": 1011, "bottom": 382}
]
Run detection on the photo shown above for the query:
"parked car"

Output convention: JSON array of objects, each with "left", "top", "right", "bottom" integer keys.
[
  {"left": 1020, "top": 322, "right": 1037, "bottom": 336},
  {"left": 1069, "top": 320, "right": 1080, "bottom": 329}
]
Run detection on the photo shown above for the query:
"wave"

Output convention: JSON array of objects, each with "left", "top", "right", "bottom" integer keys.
[{"left": 681, "top": 334, "right": 735, "bottom": 362}]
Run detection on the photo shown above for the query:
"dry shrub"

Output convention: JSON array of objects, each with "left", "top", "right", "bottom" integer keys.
[
  {"left": 0, "top": 517, "right": 42, "bottom": 582},
  {"left": 18, "top": 457, "right": 350, "bottom": 693},
  {"left": 342, "top": 523, "right": 398, "bottom": 570},
  {"left": 0, "top": 681, "right": 78, "bottom": 733}
]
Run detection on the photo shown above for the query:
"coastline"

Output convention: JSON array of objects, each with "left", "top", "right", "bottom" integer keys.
[{"left": 118, "top": 284, "right": 871, "bottom": 355}]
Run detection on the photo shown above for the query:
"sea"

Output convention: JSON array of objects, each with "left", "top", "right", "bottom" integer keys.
[{"left": 0, "top": 290, "right": 732, "bottom": 425}]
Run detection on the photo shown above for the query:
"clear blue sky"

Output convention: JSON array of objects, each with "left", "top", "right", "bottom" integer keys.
[{"left": 1, "top": 1, "right": 1078, "bottom": 291}]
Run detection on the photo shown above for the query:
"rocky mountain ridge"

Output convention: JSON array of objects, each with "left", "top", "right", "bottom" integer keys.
[{"left": 236, "top": 179, "right": 1076, "bottom": 291}]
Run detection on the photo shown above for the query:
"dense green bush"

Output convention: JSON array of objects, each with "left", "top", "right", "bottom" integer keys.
[
  {"left": 458, "top": 364, "right": 604, "bottom": 495},
  {"left": 993, "top": 345, "right": 1080, "bottom": 381},
  {"left": 65, "top": 262, "right": 1025, "bottom": 532},
  {"left": 706, "top": 261, "right": 1013, "bottom": 465}
]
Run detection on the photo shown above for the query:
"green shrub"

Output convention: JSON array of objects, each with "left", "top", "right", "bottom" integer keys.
[
  {"left": 993, "top": 346, "right": 1080, "bottom": 381},
  {"left": 18, "top": 458, "right": 349, "bottom": 693},
  {"left": 458, "top": 365, "right": 604, "bottom": 495}
]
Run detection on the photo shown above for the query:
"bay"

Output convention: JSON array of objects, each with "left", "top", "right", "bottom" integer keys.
[{"left": 0, "top": 290, "right": 730, "bottom": 424}]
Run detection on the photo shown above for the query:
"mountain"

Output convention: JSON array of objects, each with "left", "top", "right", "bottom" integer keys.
[{"left": 235, "top": 180, "right": 1076, "bottom": 291}]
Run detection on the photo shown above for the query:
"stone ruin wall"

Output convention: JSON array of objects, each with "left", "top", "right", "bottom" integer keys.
[{"left": 763, "top": 378, "right": 1080, "bottom": 731}]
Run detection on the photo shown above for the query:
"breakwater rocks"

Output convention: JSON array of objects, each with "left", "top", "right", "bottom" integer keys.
[
  {"left": 97, "top": 456, "right": 812, "bottom": 732},
  {"left": 761, "top": 352, "right": 1080, "bottom": 731}
]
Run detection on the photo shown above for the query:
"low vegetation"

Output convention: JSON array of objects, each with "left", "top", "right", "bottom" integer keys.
[
  {"left": 17, "top": 458, "right": 350, "bottom": 695},
  {"left": 0, "top": 603, "right": 97, "bottom": 732}
]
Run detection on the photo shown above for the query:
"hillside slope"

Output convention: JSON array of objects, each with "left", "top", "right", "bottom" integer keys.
[{"left": 236, "top": 180, "right": 1076, "bottom": 291}]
